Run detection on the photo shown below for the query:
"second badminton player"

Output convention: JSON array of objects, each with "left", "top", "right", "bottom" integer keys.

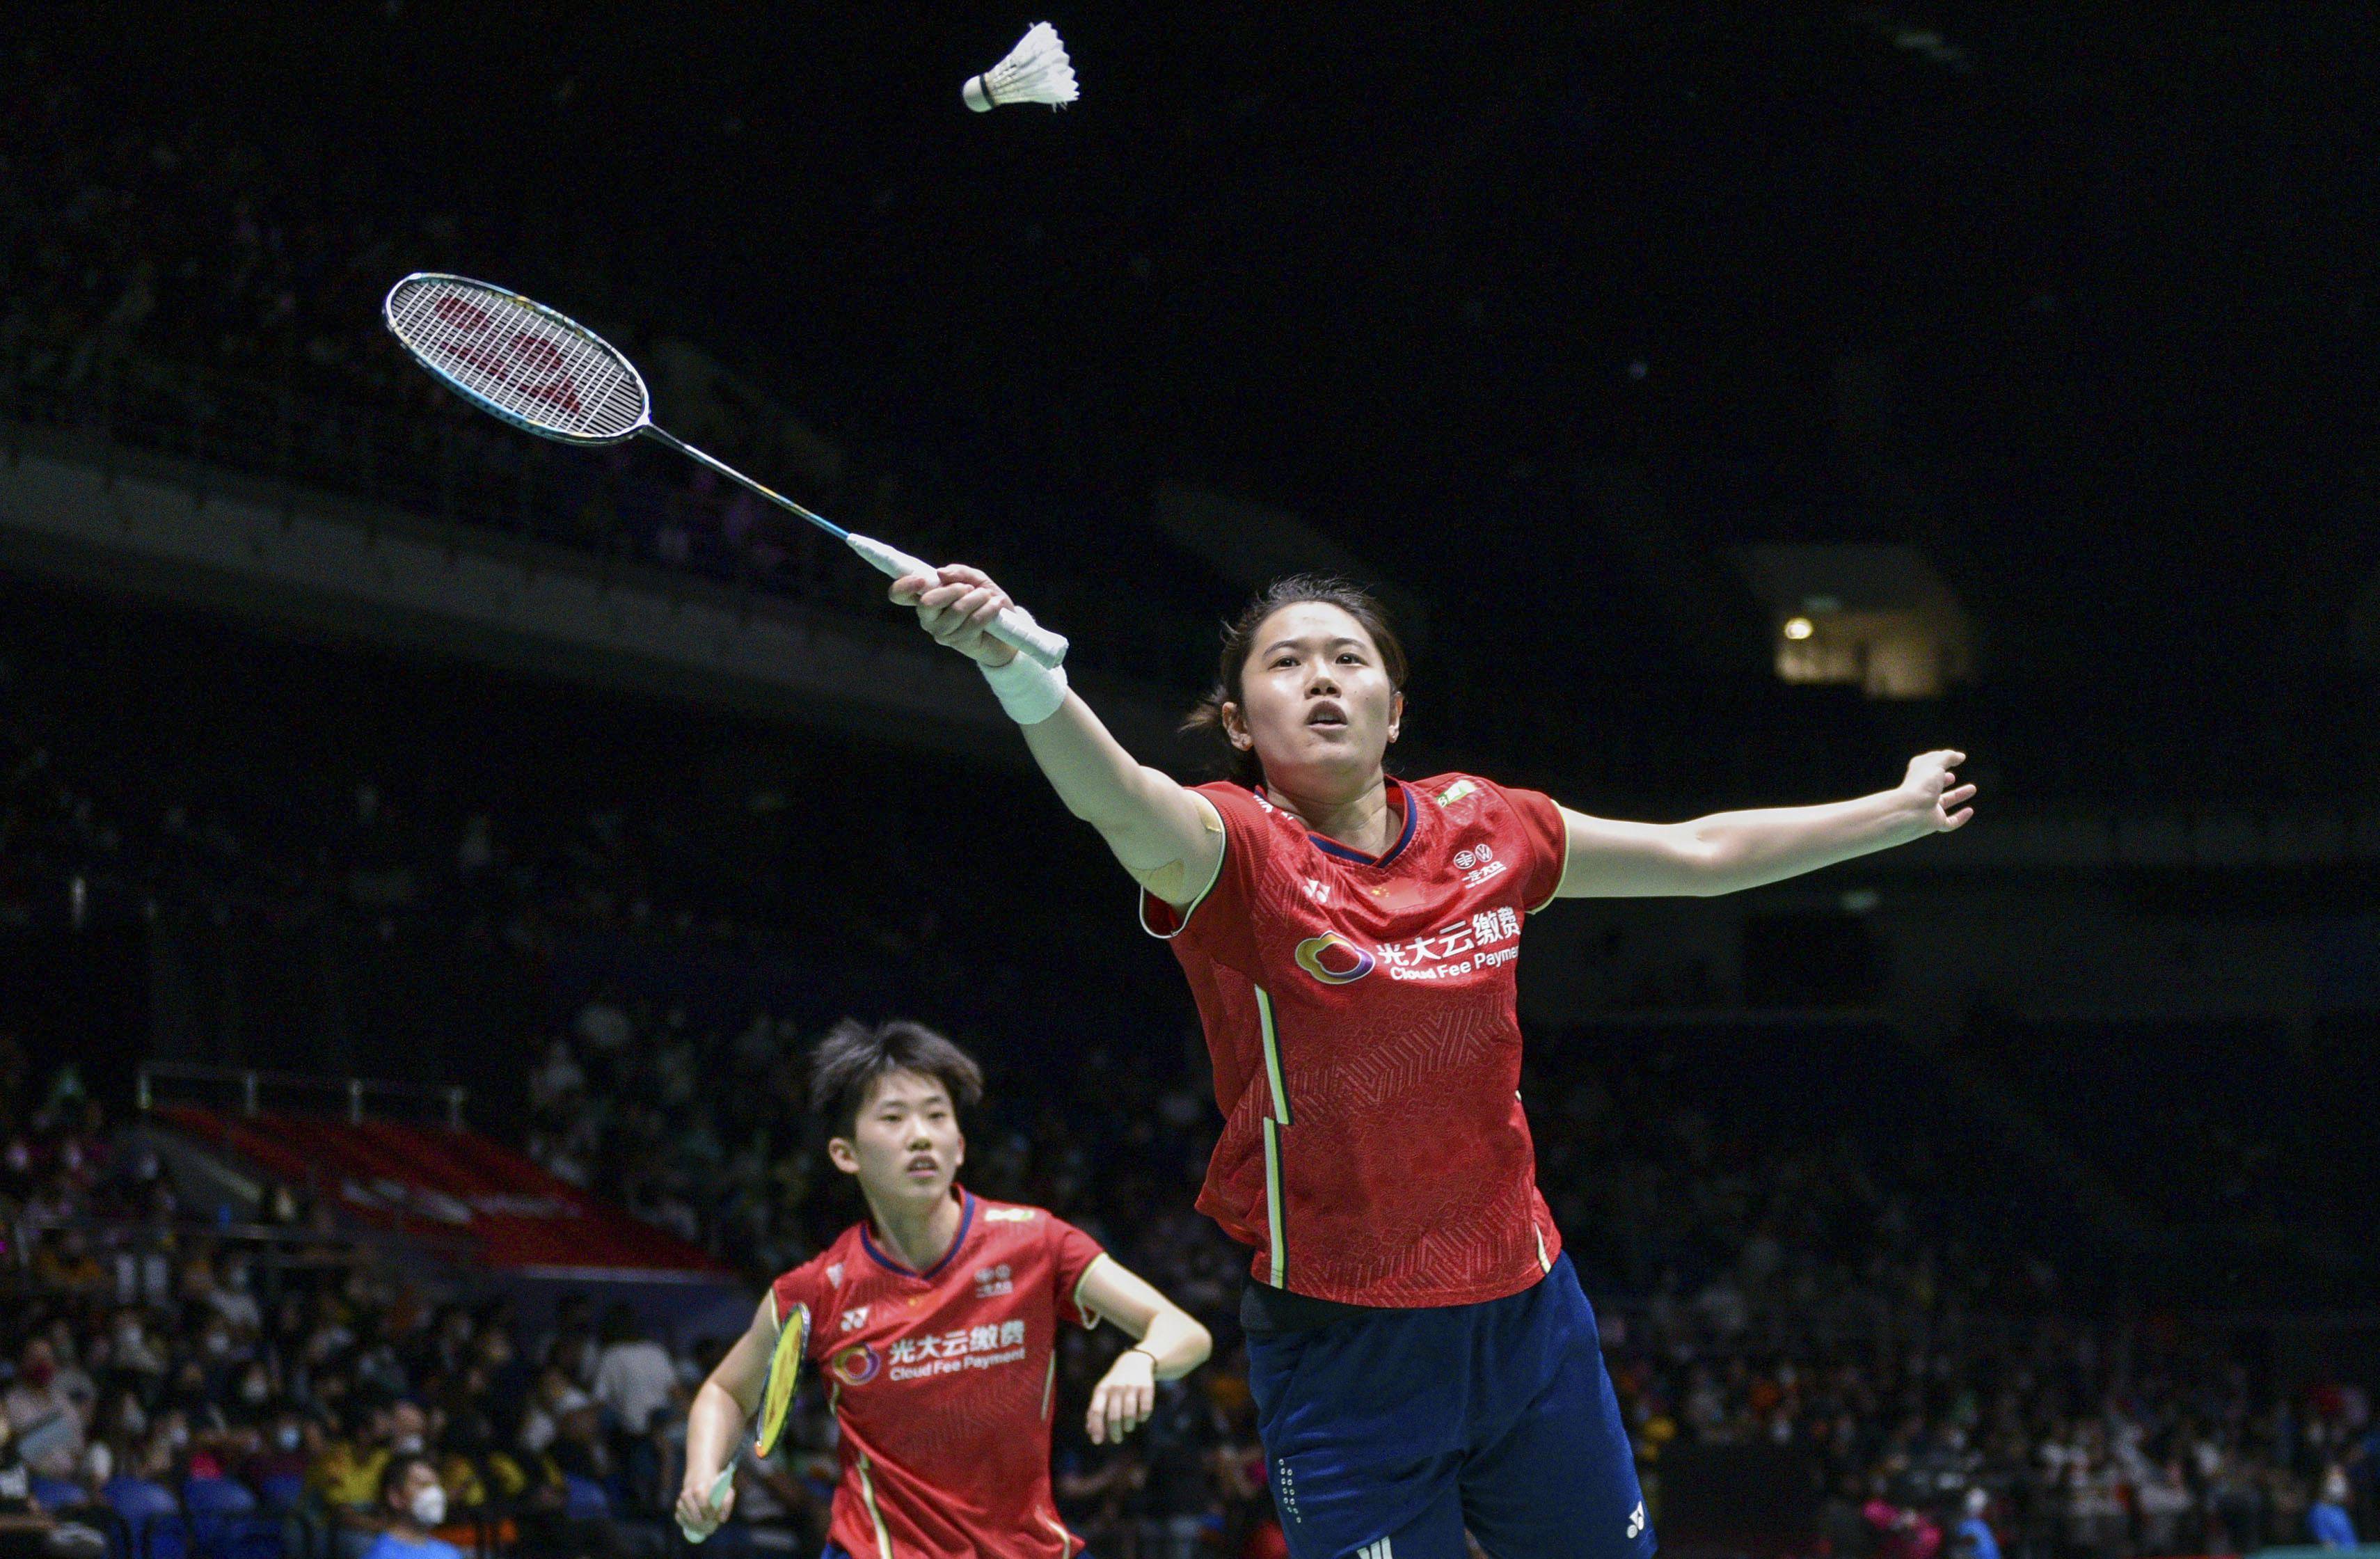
[
  {"left": 678, "top": 1019, "right": 1212, "bottom": 1559},
  {"left": 893, "top": 567, "right": 1974, "bottom": 1559}
]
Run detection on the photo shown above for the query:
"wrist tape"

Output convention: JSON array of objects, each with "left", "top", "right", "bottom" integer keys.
[{"left": 981, "top": 652, "right": 1068, "bottom": 725}]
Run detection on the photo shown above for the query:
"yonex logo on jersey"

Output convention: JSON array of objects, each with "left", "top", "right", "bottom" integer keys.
[
  {"left": 839, "top": 1306, "right": 870, "bottom": 1333},
  {"left": 1627, "top": 1501, "right": 1647, "bottom": 1540},
  {"left": 1294, "top": 931, "right": 1377, "bottom": 986},
  {"left": 1301, "top": 877, "right": 1332, "bottom": 905}
]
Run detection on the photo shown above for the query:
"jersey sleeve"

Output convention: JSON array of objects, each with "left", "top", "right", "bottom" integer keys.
[
  {"left": 768, "top": 1253, "right": 833, "bottom": 1358},
  {"left": 1137, "top": 782, "right": 1271, "bottom": 976},
  {"left": 1492, "top": 782, "right": 1571, "bottom": 912},
  {"left": 1046, "top": 1215, "right": 1109, "bottom": 1331}
]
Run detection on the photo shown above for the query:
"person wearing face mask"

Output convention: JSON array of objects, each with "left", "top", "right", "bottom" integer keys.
[
  {"left": 241, "top": 1412, "right": 312, "bottom": 1486},
  {"left": 356, "top": 1456, "right": 460, "bottom": 1559}
]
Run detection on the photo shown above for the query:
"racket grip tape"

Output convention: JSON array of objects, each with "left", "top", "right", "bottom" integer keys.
[
  {"left": 679, "top": 1466, "right": 736, "bottom": 1544},
  {"left": 846, "top": 533, "right": 1069, "bottom": 670}
]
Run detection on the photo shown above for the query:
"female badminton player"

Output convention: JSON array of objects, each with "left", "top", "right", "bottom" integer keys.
[
  {"left": 891, "top": 567, "right": 1976, "bottom": 1559},
  {"left": 676, "top": 1018, "right": 1212, "bottom": 1559}
]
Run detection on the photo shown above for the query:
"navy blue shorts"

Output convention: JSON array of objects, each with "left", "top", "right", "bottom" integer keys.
[{"left": 1245, "top": 1254, "right": 1653, "bottom": 1559}]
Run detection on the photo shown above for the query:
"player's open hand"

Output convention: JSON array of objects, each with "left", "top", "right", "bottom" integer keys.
[
  {"left": 1901, "top": 750, "right": 1976, "bottom": 834},
  {"left": 1086, "top": 1348, "right": 1157, "bottom": 1445},
  {"left": 889, "top": 564, "right": 1020, "bottom": 667},
  {"left": 674, "top": 1471, "right": 734, "bottom": 1540}
]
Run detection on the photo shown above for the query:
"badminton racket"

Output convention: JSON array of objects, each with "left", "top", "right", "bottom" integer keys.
[
  {"left": 679, "top": 1300, "right": 810, "bottom": 1545},
  {"left": 381, "top": 274, "right": 1068, "bottom": 669}
]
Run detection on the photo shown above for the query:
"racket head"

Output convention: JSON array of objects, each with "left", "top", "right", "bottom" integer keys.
[
  {"left": 752, "top": 1301, "right": 809, "bottom": 1459},
  {"left": 382, "top": 273, "right": 650, "bottom": 445}
]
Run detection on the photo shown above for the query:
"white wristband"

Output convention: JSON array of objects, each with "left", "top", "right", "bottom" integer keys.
[{"left": 981, "top": 652, "right": 1068, "bottom": 725}]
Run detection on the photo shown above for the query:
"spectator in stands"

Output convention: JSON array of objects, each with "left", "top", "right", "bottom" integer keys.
[
  {"left": 239, "top": 1408, "right": 312, "bottom": 1488},
  {"left": 358, "top": 1454, "right": 459, "bottom": 1559},
  {"left": 0, "top": 1414, "right": 102, "bottom": 1559},
  {"left": 2134, "top": 1460, "right": 2193, "bottom": 1556},
  {"left": 517, "top": 1370, "right": 580, "bottom": 1456},
  {"left": 589, "top": 1306, "right": 676, "bottom": 1443},
  {"left": 2, "top": 1343, "right": 82, "bottom": 1482},
  {"left": 1864, "top": 1477, "right": 1943, "bottom": 1559},
  {"left": 2311, "top": 1466, "right": 2358, "bottom": 1549},
  {"left": 1952, "top": 1488, "right": 1999, "bottom": 1559},
  {"left": 589, "top": 1305, "right": 674, "bottom": 1510}
]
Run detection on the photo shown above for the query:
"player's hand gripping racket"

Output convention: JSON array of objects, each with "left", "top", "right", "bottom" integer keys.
[
  {"left": 382, "top": 274, "right": 1068, "bottom": 670},
  {"left": 680, "top": 1302, "right": 809, "bottom": 1545}
]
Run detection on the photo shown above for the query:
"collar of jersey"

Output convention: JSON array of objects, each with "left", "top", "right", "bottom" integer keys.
[
  {"left": 860, "top": 1188, "right": 976, "bottom": 1282},
  {"left": 1294, "top": 777, "right": 1418, "bottom": 869}
]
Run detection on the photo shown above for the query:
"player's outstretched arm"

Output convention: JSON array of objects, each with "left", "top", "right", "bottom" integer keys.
[
  {"left": 676, "top": 1293, "right": 776, "bottom": 1539},
  {"left": 891, "top": 566, "right": 1223, "bottom": 908},
  {"left": 1550, "top": 750, "right": 1976, "bottom": 899},
  {"left": 1072, "top": 1253, "right": 1214, "bottom": 1446}
]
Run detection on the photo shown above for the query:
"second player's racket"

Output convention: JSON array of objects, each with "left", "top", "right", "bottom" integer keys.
[
  {"left": 681, "top": 1301, "right": 810, "bottom": 1546},
  {"left": 381, "top": 274, "right": 1068, "bottom": 669},
  {"left": 753, "top": 1300, "right": 810, "bottom": 1459}
]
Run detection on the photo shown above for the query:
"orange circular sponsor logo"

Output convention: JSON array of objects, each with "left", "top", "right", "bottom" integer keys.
[{"left": 1294, "top": 933, "right": 1377, "bottom": 985}]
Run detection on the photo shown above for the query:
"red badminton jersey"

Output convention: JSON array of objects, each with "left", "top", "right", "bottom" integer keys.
[
  {"left": 1142, "top": 773, "right": 1571, "bottom": 1307},
  {"left": 769, "top": 1190, "right": 1106, "bottom": 1559}
]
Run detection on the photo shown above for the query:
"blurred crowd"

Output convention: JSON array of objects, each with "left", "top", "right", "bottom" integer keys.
[
  {"left": 0, "top": 42, "right": 1203, "bottom": 683},
  {"left": 4, "top": 1005, "right": 2377, "bottom": 1559}
]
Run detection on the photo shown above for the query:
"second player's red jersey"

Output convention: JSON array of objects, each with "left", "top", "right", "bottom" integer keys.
[
  {"left": 769, "top": 1190, "right": 1106, "bottom": 1559},
  {"left": 1141, "top": 773, "right": 1569, "bottom": 1308}
]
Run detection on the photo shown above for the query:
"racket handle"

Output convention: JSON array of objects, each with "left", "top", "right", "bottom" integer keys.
[
  {"left": 846, "top": 533, "right": 1070, "bottom": 670},
  {"left": 679, "top": 1466, "right": 736, "bottom": 1545}
]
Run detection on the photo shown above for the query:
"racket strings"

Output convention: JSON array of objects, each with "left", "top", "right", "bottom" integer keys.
[{"left": 386, "top": 278, "right": 646, "bottom": 441}]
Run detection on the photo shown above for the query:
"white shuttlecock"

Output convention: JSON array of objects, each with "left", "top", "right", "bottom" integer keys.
[{"left": 963, "top": 23, "right": 1077, "bottom": 112}]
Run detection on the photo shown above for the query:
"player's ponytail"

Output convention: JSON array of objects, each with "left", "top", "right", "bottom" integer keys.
[{"left": 1184, "top": 575, "right": 1409, "bottom": 786}]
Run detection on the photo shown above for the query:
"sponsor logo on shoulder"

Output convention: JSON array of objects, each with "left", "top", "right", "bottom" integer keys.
[
  {"left": 983, "top": 1206, "right": 1038, "bottom": 1224},
  {"left": 1435, "top": 780, "right": 1478, "bottom": 807},
  {"left": 1628, "top": 1501, "right": 1647, "bottom": 1540},
  {"left": 1358, "top": 1539, "right": 1395, "bottom": 1559},
  {"left": 1294, "top": 931, "right": 1377, "bottom": 986}
]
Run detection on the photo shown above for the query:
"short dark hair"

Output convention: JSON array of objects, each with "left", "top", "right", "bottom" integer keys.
[
  {"left": 809, "top": 1019, "right": 985, "bottom": 1139},
  {"left": 1183, "top": 574, "right": 1410, "bottom": 786},
  {"left": 381, "top": 1453, "right": 434, "bottom": 1510}
]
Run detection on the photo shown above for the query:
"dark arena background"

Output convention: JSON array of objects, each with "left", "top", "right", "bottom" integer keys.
[{"left": 4, "top": 5, "right": 2379, "bottom": 1559}]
